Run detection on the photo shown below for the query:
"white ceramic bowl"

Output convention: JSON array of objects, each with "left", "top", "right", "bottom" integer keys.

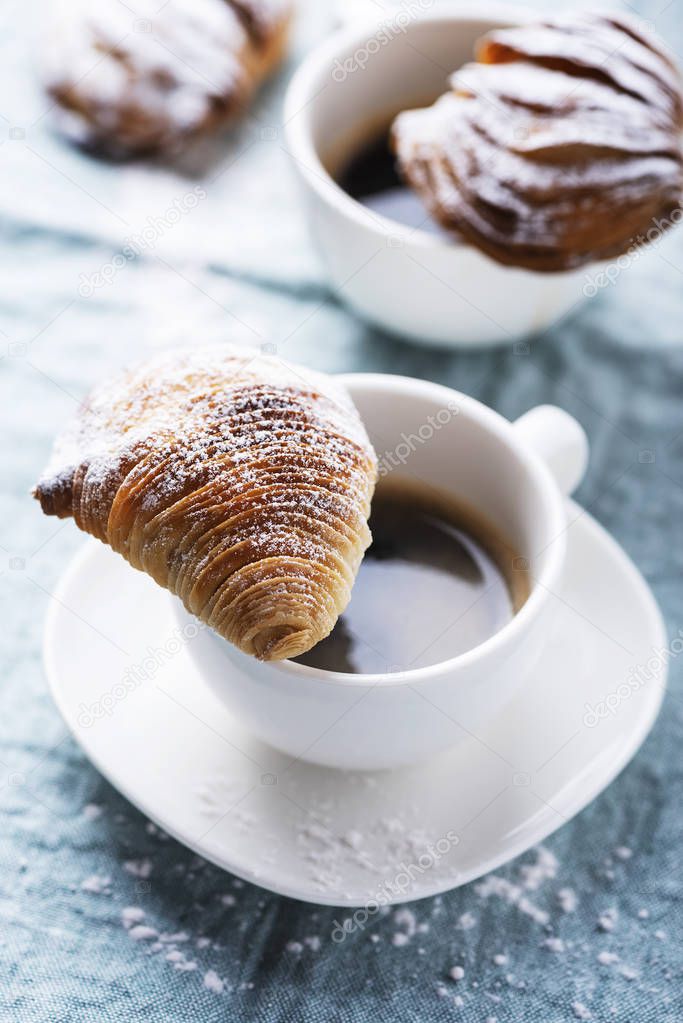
[
  {"left": 175, "top": 373, "right": 589, "bottom": 770},
  {"left": 284, "top": 5, "right": 595, "bottom": 348}
]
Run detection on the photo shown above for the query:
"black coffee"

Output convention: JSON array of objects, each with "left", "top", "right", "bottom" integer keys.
[
  {"left": 295, "top": 481, "right": 529, "bottom": 675},
  {"left": 336, "top": 130, "right": 449, "bottom": 236}
]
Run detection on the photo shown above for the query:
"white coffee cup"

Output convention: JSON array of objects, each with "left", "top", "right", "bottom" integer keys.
[
  {"left": 175, "top": 373, "right": 589, "bottom": 770},
  {"left": 283, "top": 5, "right": 602, "bottom": 348}
]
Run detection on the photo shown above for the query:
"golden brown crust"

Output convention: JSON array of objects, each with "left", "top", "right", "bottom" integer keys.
[
  {"left": 34, "top": 347, "right": 377, "bottom": 661},
  {"left": 392, "top": 12, "right": 683, "bottom": 272}
]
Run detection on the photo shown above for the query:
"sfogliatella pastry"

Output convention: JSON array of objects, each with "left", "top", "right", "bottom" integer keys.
[
  {"left": 44, "top": 0, "right": 293, "bottom": 158},
  {"left": 34, "top": 347, "right": 377, "bottom": 661},
  {"left": 392, "top": 13, "right": 683, "bottom": 271}
]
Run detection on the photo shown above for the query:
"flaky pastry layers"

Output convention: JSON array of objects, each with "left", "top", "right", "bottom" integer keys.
[
  {"left": 45, "top": 0, "right": 293, "bottom": 158},
  {"left": 34, "top": 347, "right": 377, "bottom": 661},
  {"left": 392, "top": 13, "right": 683, "bottom": 271}
]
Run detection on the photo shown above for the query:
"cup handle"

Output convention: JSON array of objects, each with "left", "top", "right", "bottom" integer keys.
[{"left": 512, "top": 405, "right": 589, "bottom": 497}]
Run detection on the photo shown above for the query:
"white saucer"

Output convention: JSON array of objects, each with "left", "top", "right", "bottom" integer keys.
[{"left": 44, "top": 506, "right": 666, "bottom": 907}]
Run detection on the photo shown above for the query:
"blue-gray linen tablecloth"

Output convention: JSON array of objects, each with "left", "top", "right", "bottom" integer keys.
[{"left": 1, "top": 0, "right": 682, "bottom": 1020}]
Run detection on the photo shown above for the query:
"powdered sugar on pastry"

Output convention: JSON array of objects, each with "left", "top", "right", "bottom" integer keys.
[
  {"left": 44, "top": 0, "right": 292, "bottom": 157},
  {"left": 392, "top": 12, "right": 683, "bottom": 272},
  {"left": 34, "top": 345, "right": 377, "bottom": 661}
]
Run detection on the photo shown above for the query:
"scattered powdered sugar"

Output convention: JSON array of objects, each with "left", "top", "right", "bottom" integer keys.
[
  {"left": 493, "top": 954, "right": 508, "bottom": 966},
  {"left": 475, "top": 875, "right": 549, "bottom": 927},
  {"left": 83, "top": 803, "right": 103, "bottom": 821},
  {"left": 393, "top": 908, "right": 417, "bottom": 938},
  {"left": 203, "top": 969, "right": 225, "bottom": 994},
  {"left": 598, "top": 908, "right": 618, "bottom": 933},
  {"left": 542, "top": 937, "right": 565, "bottom": 953},
  {"left": 124, "top": 858, "right": 153, "bottom": 879},
  {"left": 121, "top": 906, "right": 146, "bottom": 929},
  {"left": 128, "top": 925, "right": 159, "bottom": 942},
  {"left": 166, "top": 950, "right": 198, "bottom": 972},
  {"left": 518, "top": 847, "right": 558, "bottom": 891},
  {"left": 597, "top": 951, "right": 620, "bottom": 966},
  {"left": 572, "top": 1002, "right": 592, "bottom": 1020},
  {"left": 457, "top": 911, "right": 477, "bottom": 931},
  {"left": 81, "top": 874, "right": 112, "bottom": 895},
  {"left": 475, "top": 846, "right": 558, "bottom": 926},
  {"left": 614, "top": 846, "right": 633, "bottom": 861},
  {"left": 558, "top": 888, "right": 578, "bottom": 914}
]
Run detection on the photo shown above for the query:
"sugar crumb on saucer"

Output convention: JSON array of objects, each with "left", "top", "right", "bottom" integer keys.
[
  {"left": 572, "top": 1002, "right": 592, "bottom": 1020},
  {"left": 83, "top": 803, "right": 103, "bottom": 821},
  {"left": 492, "top": 954, "right": 508, "bottom": 966},
  {"left": 342, "top": 829, "right": 364, "bottom": 850},
  {"left": 597, "top": 951, "right": 619, "bottom": 966},
  {"left": 614, "top": 846, "right": 633, "bottom": 861},
  {"left": 448, "top": 965, "right": 465, "bottom": 981}
]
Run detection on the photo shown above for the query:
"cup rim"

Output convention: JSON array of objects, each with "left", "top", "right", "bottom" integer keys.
[
  {"left": 209, "top": 372, "right": 569, "bottom": 689},
  {"left": 283, "top": 4, "right": 533, "bottom": 252}
]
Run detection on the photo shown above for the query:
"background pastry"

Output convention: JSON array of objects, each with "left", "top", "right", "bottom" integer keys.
[
  {"left": 392, "top": 13, "right": 683, "bottom": 272},
  {"left": 44, "top": 0, "right": 293, "bottom": 158},
  {"left": 34, "top": 347, "right": 377, "bottom": 661}
]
